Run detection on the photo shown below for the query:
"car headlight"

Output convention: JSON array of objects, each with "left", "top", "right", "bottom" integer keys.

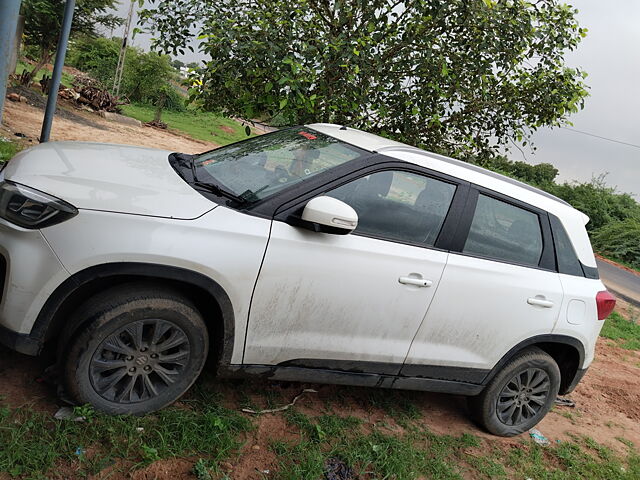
[{"left": 0, "top": 180, "right": 78, "bottom": 229}]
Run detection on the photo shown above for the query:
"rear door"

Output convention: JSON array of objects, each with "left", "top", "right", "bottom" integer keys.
[
  {"left": 243, "top": 168, "right": 465, "bottom": 372},
  {"left": 403, "top": 189, "right": 563, "bottom": 380}
]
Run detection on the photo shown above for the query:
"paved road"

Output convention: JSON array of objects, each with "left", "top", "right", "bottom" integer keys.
[{"left": 597, "top": 258, "right": 640, "bottom": 306}]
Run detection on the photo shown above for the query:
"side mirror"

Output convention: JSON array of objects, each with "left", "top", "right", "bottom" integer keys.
[{"left": 300, "top": 196, "right": 358, "bottom": 234}]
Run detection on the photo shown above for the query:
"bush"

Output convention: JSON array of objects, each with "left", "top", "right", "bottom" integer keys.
[
  {"left": 66, "top": 36, "right": 186, "bottom": 112},
  {"left": 66, "top": 36, "right": 119, "bottom": 87},
  {"left": 591, "top": 219, "right": 640, "bottom": 269},
  {"left": 546, "top": 176, "right": 640, "bottom": 233}
]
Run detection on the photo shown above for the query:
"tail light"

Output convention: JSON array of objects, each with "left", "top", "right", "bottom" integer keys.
[{"left": 596, "top": 290, "right": 616, "bottom": 320}]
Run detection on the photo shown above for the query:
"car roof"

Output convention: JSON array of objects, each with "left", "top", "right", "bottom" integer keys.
[{"left": 307, "top": 123, "right": 578, "bottom": 216}]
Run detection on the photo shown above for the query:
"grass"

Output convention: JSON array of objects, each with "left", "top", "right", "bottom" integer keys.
[
  {"left": 120, "top": 103, "right": 255, "bottom": 146},
  {"left": 272, "top": 407, "right": 640, "bottom": 480},
  {"left": 601, "top": 312, "right": 640, "bottom": 350},
  {"left": 366, "top": 389, "right": 422, "bottom": 422},
  {"left": 15, "top": 60, "right": 75, "bottom": 88},
  {"left": 0, "top": 391, "right": 251, "bottom": 478},
  {"left": 1, "top": 384, "right": 639, "bottom": 479},
  {"left": 505, "top": 436, "right": 640, "bottom": 480},
  {"left": 0, "top": 138, "right": 21, "bottom": 163},
  {"left": 275, "top": 409, "right": 474, "bottom": 480}
]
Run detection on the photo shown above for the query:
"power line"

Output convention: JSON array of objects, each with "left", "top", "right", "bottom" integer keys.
[{"left": 561, "top": 127, "right": 640, "bottom": 150}]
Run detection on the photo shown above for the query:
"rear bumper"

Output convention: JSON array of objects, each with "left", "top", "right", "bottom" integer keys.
[{"left": 560, "top": 367, "right": 588, "bottom": 395}]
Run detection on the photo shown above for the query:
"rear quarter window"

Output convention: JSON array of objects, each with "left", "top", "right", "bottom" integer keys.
[{"left": 550, "top": 215, "right": 585, "bottom": 277}]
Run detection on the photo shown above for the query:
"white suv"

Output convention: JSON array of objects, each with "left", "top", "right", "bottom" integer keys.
[{"left": 0, "top": 124, "right": 615, "bottom": 436}]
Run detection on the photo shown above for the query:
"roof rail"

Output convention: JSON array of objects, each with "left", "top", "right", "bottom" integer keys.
[{"left": 377, "top": 146, "right": 571, "bottom": 207}]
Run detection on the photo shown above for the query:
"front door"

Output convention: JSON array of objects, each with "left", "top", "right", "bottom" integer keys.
[{"left": 243, "top": 169, "right": 459, "bottom": 372}]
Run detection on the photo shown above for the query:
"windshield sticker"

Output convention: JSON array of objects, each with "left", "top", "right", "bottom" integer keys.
[{"left": 298, "top": 131, "right": 317, "bottom": 140}]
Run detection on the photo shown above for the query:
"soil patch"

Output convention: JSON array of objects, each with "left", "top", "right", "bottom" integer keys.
[
  {"left": 2, "top": 97, "right": 217, "bottom": 153},
  {"left": 7, "top": 85, "right": 106, "bottom": 130},
  {"left": 219, "top": 125, "right": 236, "bottom": 135}
]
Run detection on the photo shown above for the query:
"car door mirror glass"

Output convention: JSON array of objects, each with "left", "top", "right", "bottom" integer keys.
[{"left": 300, "top": 196, "right": 358, "bottom": 233}]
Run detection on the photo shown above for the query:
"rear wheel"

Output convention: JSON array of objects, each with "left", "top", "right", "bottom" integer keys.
[
  {"left": 468, "top": 347, "right": 560, "bottom": 436},
  {"left": 62, "top": 285, "right": 209, "bottom": 415}
]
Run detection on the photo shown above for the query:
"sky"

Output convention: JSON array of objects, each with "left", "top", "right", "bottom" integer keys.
[
  {"left": 113, "top": 1, "right": 639, "bottom": 197},
  {"left": 526, "top": 1, "right": 640, "bottom": 197}
]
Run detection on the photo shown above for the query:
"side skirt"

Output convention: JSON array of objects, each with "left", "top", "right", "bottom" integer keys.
[{"left": 219, "top": 364, "right": 484, "bottom": 396}]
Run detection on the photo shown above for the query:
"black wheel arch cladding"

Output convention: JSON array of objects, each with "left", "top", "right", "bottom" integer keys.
[{"left": 33, "top": 262, "right": 235, "bottom": 367}]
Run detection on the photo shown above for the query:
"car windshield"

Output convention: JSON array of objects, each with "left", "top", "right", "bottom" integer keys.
[{"left": 193, "top": 128, "right": 368, "bottom": 202}]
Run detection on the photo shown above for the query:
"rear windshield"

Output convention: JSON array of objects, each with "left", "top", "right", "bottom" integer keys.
[{"left": 193, "top": 128, "right": 368, "bottom": 201}]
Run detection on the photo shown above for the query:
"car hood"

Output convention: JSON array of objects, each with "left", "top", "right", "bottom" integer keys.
[{"left": 3, "top": 142, "right": 216, "bottom": 219}]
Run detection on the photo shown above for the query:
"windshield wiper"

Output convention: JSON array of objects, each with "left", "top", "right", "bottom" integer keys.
[
  {"left": 190, "top": 157, "right": 247, "bottom": 204},
  {"left": 193, "top": 181, "right": 247, "bottom": 204}
]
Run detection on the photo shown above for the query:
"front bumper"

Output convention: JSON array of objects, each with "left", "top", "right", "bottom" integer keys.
[
  {"left": 0, "top": 323, "right": 41, "bottom": 355},
  {"left": 0, "top": 218, "right": 69, "bottom": 353}
]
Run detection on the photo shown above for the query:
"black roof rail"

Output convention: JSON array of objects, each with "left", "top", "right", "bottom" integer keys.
[{"left": 377, "top": 146, "right": 571, "bottom": 207}]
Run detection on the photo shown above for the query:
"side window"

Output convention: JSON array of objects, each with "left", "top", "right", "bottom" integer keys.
[
  {"left": 327, "top": 170, "right": 456, "bottom": 246},
  {"left": 550, "top": 215, "right": 584, "bottom": 276},
  {"left": 463, "top": 194, "right": 543, "bottom": 266}
]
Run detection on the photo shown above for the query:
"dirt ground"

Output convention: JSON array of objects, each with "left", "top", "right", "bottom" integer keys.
[{"left": 1, "top": 93, "right": 217, "bottom": 154}]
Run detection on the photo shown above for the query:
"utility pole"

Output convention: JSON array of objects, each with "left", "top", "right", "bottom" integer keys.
[
  {"left": 113, "top": 0, "right": 136, "bottom": 98},
  {"left": 0, "top": 0, "right": 22, "bottom": 124},
  {"left": 40, "top": 0, "right": 76, "bottom": 142}
]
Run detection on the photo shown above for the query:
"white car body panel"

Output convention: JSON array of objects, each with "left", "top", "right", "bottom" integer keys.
[
  {"left": 244, "top": 220, "right": 449, "bottom": 365},
  {"left": 309, "top": 123, "right": 409, "bottom": 151},
  {"left": 404, "top": 254, "right": 564, "bottom": 370},
  {"left": 4, "top": 142, "right": 215, "bottom": 219},
  {"left": 553, "top": 273, "right": 607, "bottom": 367},
  {"left": 40, "top": 206, "right": 271, "bottom": 363}
]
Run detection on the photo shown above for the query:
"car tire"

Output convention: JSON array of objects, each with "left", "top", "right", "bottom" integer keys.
[
  {"left": 62, "top": 284, "right": 209, "bottom": 415},
  {"left": 467, "top": 347, "right": 560, "bottom": 437}
]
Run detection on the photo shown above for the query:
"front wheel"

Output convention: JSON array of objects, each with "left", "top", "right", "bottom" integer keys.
[
  {"left": 468, "top": 347, "right": 560, "bottom": 436},
  {"left": 63, "top": 285, "right": 209, "bottom": 415}
]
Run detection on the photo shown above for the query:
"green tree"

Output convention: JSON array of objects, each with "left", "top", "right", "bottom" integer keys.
[
  {"left": 123, "top": 49, "right": 185, "bottom": 117},
  {"left": 139, "top": 0, "right": 588, "bottom": 157},
  {"left": 21, "top": 0, "right": 121, "bottom": 85},
  {"left": 171, "top": 59, "right": 185, "bottom": 70},
  {"left": 66, "top": 36, "right": 185, "bottom": 112},
  {"left": 475, "top": 155, "right": 559, "bottom": 188}
]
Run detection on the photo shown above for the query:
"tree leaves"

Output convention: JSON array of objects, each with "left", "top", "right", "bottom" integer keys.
[
  {"left": 22, "top": 0, "right": 123, "bottom": 64},
  {"left": 138, "top": 0, "right": 589, "bottom": 158}
]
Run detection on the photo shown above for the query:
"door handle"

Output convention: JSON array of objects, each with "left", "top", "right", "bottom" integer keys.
[
  {"left": 399, "top": 276, "right": 433, "bottom": 287},
  {"left": 527, "top": 297, "right": 554, "bottom": 308}
]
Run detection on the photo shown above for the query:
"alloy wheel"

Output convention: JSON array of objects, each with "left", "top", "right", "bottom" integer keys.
[
  {"left": 89, "top": 319, "right": 190, "bottom": 403},
  {"left": 496, "top": 367, "right": 551, "bottom": 426}
]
